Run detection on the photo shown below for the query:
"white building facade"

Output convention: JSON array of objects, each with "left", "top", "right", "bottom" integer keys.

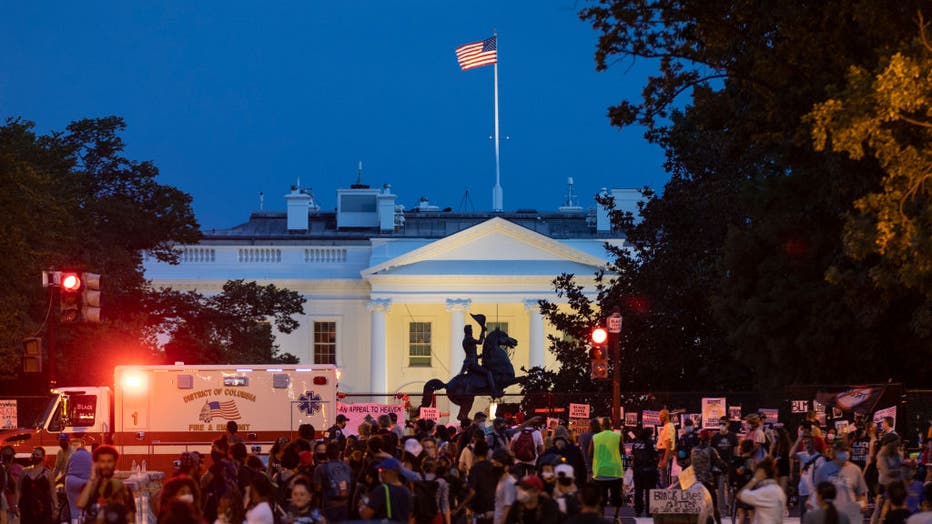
[{"left": 145, "top": 184, "right": 633, "bottom": 408}]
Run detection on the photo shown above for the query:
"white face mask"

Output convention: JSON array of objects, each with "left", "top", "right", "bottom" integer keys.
[{"left": 177, "top": 493, "right": 195, "bottom": 504}]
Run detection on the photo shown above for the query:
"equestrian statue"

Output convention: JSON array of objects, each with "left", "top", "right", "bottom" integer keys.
[{"left": 420, "top": 313, "right": 525, "bottom": 423}]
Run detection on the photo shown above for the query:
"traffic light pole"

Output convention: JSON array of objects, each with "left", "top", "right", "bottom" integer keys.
[
  {"left": 610, "top": 332, "right": 621, "bottom": 427},
  {"left": 47, "top": 285, "right": 59, "bottom": 388}
]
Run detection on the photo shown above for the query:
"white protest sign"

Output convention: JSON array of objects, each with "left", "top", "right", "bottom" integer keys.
[
  {"left": 873, "top": 406, "right": 896, "bottom": 428},
  {"left": 419, "top": 406, "right": 439, "bottom": 421},
  {"left": 791, "top": 400, "right": 810, "bottom": 414},
  {"left": 569, "top": 403, "right": 590, "bottom": 419},
  {"left": 337, "top": 402, "right": 406, "bottom": 436},
  {"left": 642, "top": 410, "right": 661, "bottom": 426},
  {"left": 0, "top": 400, "right": 15, "bottom": 430},
  {"left": 701, "top": 398, "right": 726, "bottom": 428},
  {"left": 759, "top": 408, "right": 779, "bottom": 424},
  {"left": 650, "top": 489, "right": 705, "bottom": 514}
]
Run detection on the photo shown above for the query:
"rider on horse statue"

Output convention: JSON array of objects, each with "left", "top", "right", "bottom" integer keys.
[{"left": 460, "top": 313, "right": 504, "bottom": 397}]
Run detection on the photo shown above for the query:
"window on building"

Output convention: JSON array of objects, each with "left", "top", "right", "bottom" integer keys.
[
  {"left": 409, "top": 322, "right": 432, "bottom": 367},
  {"left": 486, "top": 321, "right": 509, "bottom": 334},
  {"left": 314, "top": 321, "right": 337, "bottom": 365}
]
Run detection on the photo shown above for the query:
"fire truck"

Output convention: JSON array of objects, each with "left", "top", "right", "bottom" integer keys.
[{"left": 0, "top": 364, "right": 339, "bottom": 473}]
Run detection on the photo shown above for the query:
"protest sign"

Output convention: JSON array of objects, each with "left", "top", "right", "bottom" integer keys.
[
  {"left": 337, "top": 402, "right": 406, "bottom": 436},
  {"left": 759, "top": 408, "right": 779, "bottom": 424},
  {"left": 569, "top": 403, "right": 590, "bottom": 419},
  {"left": 419, "top": 406, "right": 439, "bottom": 421},
  {"left": 642, "top": 410, "right": 661, "bottom": 426},
  {"left": 873, "top": 406, "right": 896, "bottom": 428},
  {"left": 728, "top": 406, "right": 742, "bottom": 421},
  {"left": 650, "top": 489, "right": 704, "bottom": 514},
  {"left": 0, "top": 400, "right": 15, "bottom": 430},
  {"left": 701, "top": 398, "right": 726, "bottom": 428},
  {"left": 791, "top": 400, "right": 809, "bottom": 414},
  {"left": 625, "top": 412, "right": 639, "bottom": 427}
]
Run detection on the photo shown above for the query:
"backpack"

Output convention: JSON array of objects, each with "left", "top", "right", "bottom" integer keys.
[
  {"left": 322, "top": 461, "right": 352, "bottom": 501},
  {"left": 512, "top": 429, "right": 537, "bottom": 462},
  {"left": 411, "top": 479, "right": 440, "bottom": 523},
  {"left": 676, "top": 432, "right": 699, "bottom": 467}
]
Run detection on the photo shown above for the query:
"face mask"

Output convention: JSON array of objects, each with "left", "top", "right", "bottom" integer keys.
[
  {"left": 177, "top": 494, "right": 195, "bottom": 504},
  {"left": 557, "top": 477, "right": 573, "bottom": 487},
  {"left": 516, "top": 490, "right": 531, "bottom": 503},
  {"left": 541, "top": 471, "right": 554, "bottom": 480},
  {"left": 491, "top": 465, "right": 505, "bottom": 477},
  {"left": 835, "top": 451, "right": 849, "bottom": 462},
  {"left": 32, "top": 456, "right": 44, "bottom": 465},
  {"left": 315, "top": 453, "right": 327, "bottom": 462}
]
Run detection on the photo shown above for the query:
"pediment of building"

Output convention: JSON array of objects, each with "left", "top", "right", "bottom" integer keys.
[{"left": 362, "top": 217, "right": 606, "bottom": 278}]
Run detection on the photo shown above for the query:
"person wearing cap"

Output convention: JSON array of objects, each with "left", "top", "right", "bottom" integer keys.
[
  {"left": 504, "top": 474, "right": 560, "bottom": 524},
  {"left": 552, "top": 463, "right": 581, "bottom": 516},
  {"left": 588, "top": 417, "right": 624, "bottom": 520},
  {"left": 814, "top": 439, "right": 869, "bottom": 524},
  {"left": 491, "top": 448, "right": 517, "bottom": 524},
  {"left": 360, "top": 457, "right": 413, "bottom": 522},
  {"left": 795, "top": 427, "right": 828, "bottom": 522},
  {"left": 712, "top": 417, "right": 739, "bottom": 514},
  {"left": 326, "top": 414, "right": 349, "bottom": 449}
]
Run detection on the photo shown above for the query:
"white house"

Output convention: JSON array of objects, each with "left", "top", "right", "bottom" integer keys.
[{"left": 144, "top": 182, "right": 636, "bottom": 411}]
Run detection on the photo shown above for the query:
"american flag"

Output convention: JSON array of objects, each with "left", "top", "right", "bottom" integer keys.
[
  {"left": 200, "top": 400, "right": 241, "bottom": 422},
  {"left": 455, "top": 36, "right": 497, "bottom": 71}
]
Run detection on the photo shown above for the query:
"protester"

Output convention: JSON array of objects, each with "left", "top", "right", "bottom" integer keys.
[
  {"left": 713, "top": 417, "right": 739, "bottom": 516},
  {"left": 803, "top": 481, "right": 851, "bottom": 524},
  {"left": 244, "top": 475, "right": 278, "bottom": 524},
  {"left": 564, "top": 483, "right": 610, "bottom": 524},
  {"left": 657, "top": 409, "right": 677, "bottom": 487},
  {"left": 881, "top": 481, "right": 913, "bottom": 524},
  {"left": 552, "top": 463, "right": 581, "bottom": 516},
  {"left": 796, "top": 429, "right": 828, "bottom": 522},
  {"left": 631, "top": 427, "right": 659, "bottom": 517},
  {"left": 693, "top": 428, "right": 727, "bottom": 524},
  {"left": 736, "top": 456, "right": 786, "bottom": 524},
  {"left": 504, "top": 474, "right": 561, "bottom": 524},
  {"left": 577, "top": 419, "right": 601, "bottom": 481},
  {"left": 589, "top": 417, "right": 624, "bottom": 521},
  {"left": 77, "top": 445, "right": 136, "bottom": 523},
  {"left": 491, "top": 448, "right": 517, "bottom": 524},
  {"left": 465, "top": 440, "right": 497, "bottom": 524},
  {"left": 18, "top": 446, "right": 55, "bottom": 524},
  {"left": 157, "top": 475, "right": 203, "bottom": 524},
  {"left": 312, "top": 440, "right": 352, "bottom": 522},
  {"left": 359, "top": 457, "right": 413, "bottom": 522},
  {"left": 285, "top": 477, "right": 323, "bottom": 524},
  {"left": 814, "top": 439, "right": 869, "bottom": 524}
]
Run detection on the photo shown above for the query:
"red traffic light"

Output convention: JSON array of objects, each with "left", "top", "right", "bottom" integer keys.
[
  {"left": 61, "top": 273, "right": 81, "bottom": 292},
  {"left": 591, "top": 327, "right": 608, "bottom": 345}
]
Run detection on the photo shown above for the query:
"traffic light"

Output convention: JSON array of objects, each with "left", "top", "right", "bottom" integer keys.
[
  {"left": 590, "top": 326, "right": 609, "bottom": 379},
  {"left": 22, "top": 337, "right": 42, "bottom": 373},
  {"left": 81, "top": 272, "right": 101, "bottom": 323},
  {"left": 59, "top": 272, "right": 82, "bottom": 323}
]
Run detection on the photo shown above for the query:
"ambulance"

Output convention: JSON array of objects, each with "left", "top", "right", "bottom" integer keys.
[{"left": 0, "top": 364, "right": 339, "bottom": 473}]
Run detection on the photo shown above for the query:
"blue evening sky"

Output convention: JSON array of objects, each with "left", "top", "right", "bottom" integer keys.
[{"left": 2, "top": 1, "right": 667, "bottom": 229}]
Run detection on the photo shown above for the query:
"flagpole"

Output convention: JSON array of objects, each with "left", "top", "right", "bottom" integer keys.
[{"left": 492, "top": 32, "right": 503, "bottom": 212}]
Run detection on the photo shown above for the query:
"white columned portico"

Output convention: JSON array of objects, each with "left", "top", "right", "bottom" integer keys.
[
  {"left": 446, "top": 298, "right": 471, "bottom": 380},
  {"left": 524, "top": 299, "right": 545, "bottom": 369},
  {"left": 368, "top": 299, "right": 391, "bottom": 394}
]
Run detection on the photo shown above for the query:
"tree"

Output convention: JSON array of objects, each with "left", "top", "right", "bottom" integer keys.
[
  {"left": 153, "top": 280, "right": 305, "bottom": 367},
  {"left": 533, "top": 0, "right": 932, "bottom": 390},
  {"left": 0, "top": 117, "right": 308, "bottom": 386}
]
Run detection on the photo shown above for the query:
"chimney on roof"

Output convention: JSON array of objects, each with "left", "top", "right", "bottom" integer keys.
[
  {"left": 285, "top": 186, "right": 311, "bottom": 231},
  {"left": 378, "top": 184, "right": 397, "bottom": 232}
]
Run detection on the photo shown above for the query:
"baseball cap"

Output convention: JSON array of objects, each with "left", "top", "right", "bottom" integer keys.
[
  {"left": 378, "top": 457, "right": 402, "bottom": 472},
  {"left": 336, "top": 414, "right": 348, "bottom": 423},
  {"left": 404, "top": 438, "right": 423, "bottom": 457},
  {"left": 554, "top": 463, "right": 574, "bottom": 479},
  {"left": 517, "top": 474, "right": 544, "bottom": 491}
]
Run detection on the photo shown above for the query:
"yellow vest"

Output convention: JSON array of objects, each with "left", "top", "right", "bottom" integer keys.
[{"left": 592, "top": 430, "right": 624, "bottom": 479}]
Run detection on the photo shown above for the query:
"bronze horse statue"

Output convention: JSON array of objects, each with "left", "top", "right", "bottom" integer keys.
[{"left": 420, "top": 328, "right": 525, "bottom": 422}]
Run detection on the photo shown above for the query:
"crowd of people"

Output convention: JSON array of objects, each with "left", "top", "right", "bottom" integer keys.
[{"left": 0, "top": 408, "right": 929, "bottom": 524}]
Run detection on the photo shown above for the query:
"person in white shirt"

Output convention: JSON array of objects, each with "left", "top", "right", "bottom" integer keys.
[{"left": 737, "top": 456, "right": 786, "bottom": 524}]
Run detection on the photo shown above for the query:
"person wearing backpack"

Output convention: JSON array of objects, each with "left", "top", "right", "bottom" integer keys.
[
  {"left": 631, "top": 427, "right": 659, "bottom": 517},
  {"left": 675, "top": 418, "right": 700, "bottom": 469},
  {"left": 312, "top": 441, "right": 352, "bottom": 522},
  {"left": 510, "top": 424, "right": 543, "bottom": 478},
  {"left": 795, "top": 432, "right": 826, "bottom": 523},
  {"left": 412, "top": 457, "right": 449, "bottom": 524},
  {"left": 359, "top": 458, "right": 414, "bottom": 523}
]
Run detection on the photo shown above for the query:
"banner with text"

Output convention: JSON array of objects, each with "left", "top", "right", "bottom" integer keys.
[
  {"left": 0, "top": 400, "right": 15, "bottom": 430},
  {"left": 337, "top": 402, "right": 406, "bottom": 436}
]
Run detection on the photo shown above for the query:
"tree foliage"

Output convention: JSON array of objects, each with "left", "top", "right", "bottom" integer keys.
[
  {"left": 530, "top": 1, "right": 931, "bottom": 394},
  {"left": 0, "top": 118, "right": 305, "bottom": 385}
]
